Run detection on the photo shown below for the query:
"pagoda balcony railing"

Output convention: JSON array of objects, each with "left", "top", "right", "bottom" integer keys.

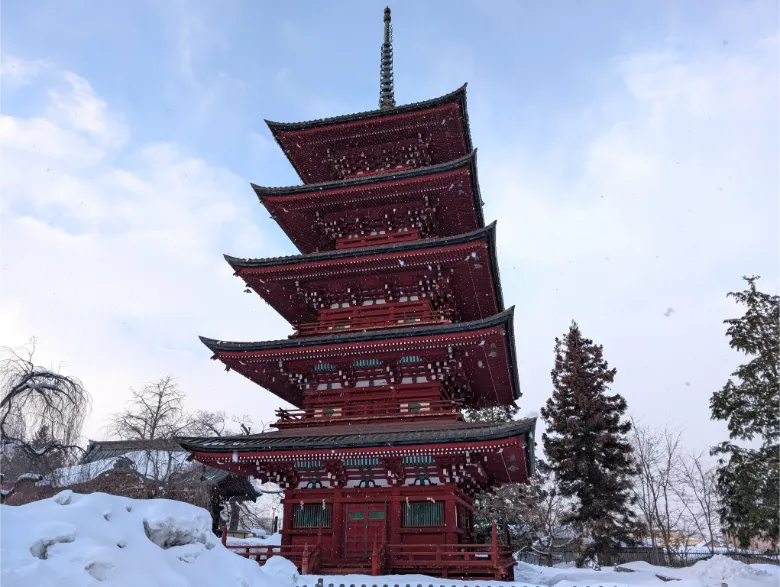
[
  {"left": 335, "top": 228, "right": 421, "bottom": 250},
  {"left": 345, "top": 164, "right": 411, "bottom": 179},
  {"left": 305, "top": 381, "right": 445, "bottom": 406},
  {"left": 274, "top": 398, "right": 463, "bottom": 428},
  {"left": 293, "top": 300, "right": 453, "bottom": 337}
]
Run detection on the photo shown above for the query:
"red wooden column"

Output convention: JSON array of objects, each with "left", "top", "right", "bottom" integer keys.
[
  {"left": 444, "top": 489, "right": 457, "bottom": 544},
  {"left": 331, "top": 489, "right": 344, "bottom": 559},
  {"left": 281, "top": 500, "right": 294, "bottom": 546},
  {"left": 388, "top": 485, "right": 402, "bottom": 546}
]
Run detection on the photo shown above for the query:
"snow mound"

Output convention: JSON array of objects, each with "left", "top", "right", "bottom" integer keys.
[
  {"left": 227, "top": 532, "right": 282, "bottom": 547},
  {"left": 684, "top": 555, "right": 771, "bottom": 587},
  {"left": 262, "top": 556, "right": 299, "bottom": 580},
  {"left": 1, "top": 491, "right": 294, "bottom": 587},
  {"left": 516, "top": 557, "right": 776, "bottom": 587}
]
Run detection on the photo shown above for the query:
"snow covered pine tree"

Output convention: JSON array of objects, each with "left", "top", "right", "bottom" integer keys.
[
  {"left": 540, "top": 321, "right": 641, "bottom": 566},
  {"left": 710, "top": 276, "right": 779, "bottom": 550}
]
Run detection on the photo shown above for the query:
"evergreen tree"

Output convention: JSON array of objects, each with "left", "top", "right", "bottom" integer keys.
[
  {"left": 463, "top": 403, "right": 519, "bottom": 424},
  {"left": 710, "top": 276, "right": 779, "bottom": 549},
  {"left": 540, "top": 321, "right": 640, "bottom": 565}
]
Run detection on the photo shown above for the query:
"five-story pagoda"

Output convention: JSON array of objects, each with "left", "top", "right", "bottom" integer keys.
[{"left": 179, "top": 8, "right": 535, "bottom": 578}]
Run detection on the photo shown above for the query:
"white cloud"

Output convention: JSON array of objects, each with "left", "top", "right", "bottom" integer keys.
[
  {"left": 480, "top": 37, "right": 778, "bottom": 451},
  {"left": 0, "top": 54, "right": 49, "bottom": 86},
  {"left": 1, "top": 57, "right": 291, "bottom": 440},
  {"left": 45, "top": 71, "right": 129, "bottom": 148}
]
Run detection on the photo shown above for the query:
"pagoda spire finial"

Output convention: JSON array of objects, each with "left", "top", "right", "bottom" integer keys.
[{"left": 379, "top": 6, "right": 396, "bottom": 111}]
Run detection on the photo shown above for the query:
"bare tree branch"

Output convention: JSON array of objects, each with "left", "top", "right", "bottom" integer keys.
[{"left": 0, "top": 339, "right": 91, "bottom": 479}]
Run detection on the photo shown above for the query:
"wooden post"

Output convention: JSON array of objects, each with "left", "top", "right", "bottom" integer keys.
[
  {"left": 371, "top": 538, "right": 380, "bottom": 576},
  {"left": 491, "top": 519, "right": 501, "bottom": 580},
  {"left": 221, "top": 525, "right": 227, "bottom": 546},
  {"left": 301, "top": 543, "right": 311, "bottom": 575},
  {"left": 332, "top": 490, "right": 344, "bottom": 559}
]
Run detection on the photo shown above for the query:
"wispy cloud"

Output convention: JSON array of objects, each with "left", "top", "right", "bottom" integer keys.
[
  {"left": 0, "top": 54, "right": 49, "bottom": 86},
  {"left": 1, "top": 57, "right": 290, "bottom": 437}
]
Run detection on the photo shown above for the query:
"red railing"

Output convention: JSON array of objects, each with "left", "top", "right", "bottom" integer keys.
[
  {"left": 223, "top": 523, "right": 514, "bottom": 580},
  {"left": 382, "top": 543, "right": 515, "bottom": 579},
  {"left": 335, "top": 229, "right": 421, "bottom": 250},
  {"left": 222, "top": 528, "right": 321, "bottom": 573},
  {"left": 275, "top": 398, "right": 462, "bottom": 428},
  {"left": 306, "top": 381, "right": 443, "bottom": 402},
  {"left": 294, "top": 300, "right": 452, "bottom": 337},
  {"left": 382, "top": 522, "right": 514, "bottom": 580}
]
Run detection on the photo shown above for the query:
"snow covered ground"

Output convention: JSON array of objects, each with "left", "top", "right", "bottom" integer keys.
[
  {"left": 301, "top": 560, "right": 777, "bottom": 587},
  {"left": 226, "top": 532, "right": 282, "bottom": 547},
  {"left": 508, "top": 558, "right": 778, "bottom": 587},
  {"left": 0, "top": 490, "right": 296, "bottom": 587},
  {"left": 1, "top": 491, "right": 776, "bottom": 587}
]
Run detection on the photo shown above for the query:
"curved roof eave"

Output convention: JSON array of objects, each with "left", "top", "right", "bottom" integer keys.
[
  {"left": 251, "top": 150, "right": 478, "bottom": 199},
  {"left": 200, "top": 305, "right": 514, "bottom": 354},
  {"left": 224, "top": 221, "right": 497, "bottom": 271},
  {"left": 265, "top": 84, "right": 469, "bottom": 143},
  {"left": 199, "top": 305, "right": 519, "bottom": 400}
]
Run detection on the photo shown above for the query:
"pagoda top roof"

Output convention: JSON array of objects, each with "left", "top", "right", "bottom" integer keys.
[
  {"left": 177, "top": 418, "right": 534, "bottom": 453},
  {"left": 265, "top": 85, "right": 473, "bottom": 184},
  {"left": 266, "top": 84, "right": 471, "bottom": 143}
]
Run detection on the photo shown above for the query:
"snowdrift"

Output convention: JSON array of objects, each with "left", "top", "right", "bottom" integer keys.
[
  {"left": 2, "top": 490, "right": 776, "bottom": 587},
  {"left": 0, "top": 490, "right": 297, "bottom": 587},
  {"left": 513, "top": 556, "right": 777, "bottom": 587}
]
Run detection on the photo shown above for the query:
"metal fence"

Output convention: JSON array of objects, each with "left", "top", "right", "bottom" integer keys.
[{"left": 515, "top": 547, "right": 779, "bottom": 568}]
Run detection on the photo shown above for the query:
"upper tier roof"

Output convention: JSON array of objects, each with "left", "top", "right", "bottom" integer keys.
[
  {"left": 178, "top": 418, "right": 535, "bottom": 485},
  {"left": 266, "top": 85, "right": 472, "bottom": 184},
  {"left": 200, "top": 308, "right": 520, "bottom": 408},
  {"left": 225, "top": 223, "right": 503, "bottom": 326},
  {"left": 178, "top": 418, "right": 534, "bottom": 453},
  {"left": 252, "top": 151, "right": 484, "bottom": 254}
]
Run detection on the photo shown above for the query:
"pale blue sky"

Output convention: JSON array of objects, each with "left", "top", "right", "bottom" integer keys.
[{"left": 2, "top": 1, "right": 778, "bottom": 451}]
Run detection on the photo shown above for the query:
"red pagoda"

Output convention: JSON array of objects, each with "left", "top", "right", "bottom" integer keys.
[{"left": 179, "top": 8, "right": 535, "bottom": 579}]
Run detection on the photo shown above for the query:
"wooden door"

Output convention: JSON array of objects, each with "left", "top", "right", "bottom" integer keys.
[{"left": 344, "top": 503, "right": 386, "bottom": 559}]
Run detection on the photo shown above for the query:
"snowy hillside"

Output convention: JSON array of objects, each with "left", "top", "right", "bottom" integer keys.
[{"left": 0, "top": 490, "right": 296, "bottom": 587}]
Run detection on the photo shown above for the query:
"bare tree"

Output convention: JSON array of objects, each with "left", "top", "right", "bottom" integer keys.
[
  {"left": 108, "top": 375, "right": 189, "bottom": 440},
  {"left": 0, "top": 339, "right": 91, "bottom": 479},
  {"left": 675, "top": 451, "right": 721, "bottom": 553},
  {"left": 109, "top": 376, "right": 257, "bottom": 440},
  {"left": 630, "top": 418, "right": 688, "bottom": 564},
  {"left": 186, "top": 411, "right": 256, "bottom": 437},
  {"left": 519, "top": 467, "right": 576, "bottom": 566}
]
